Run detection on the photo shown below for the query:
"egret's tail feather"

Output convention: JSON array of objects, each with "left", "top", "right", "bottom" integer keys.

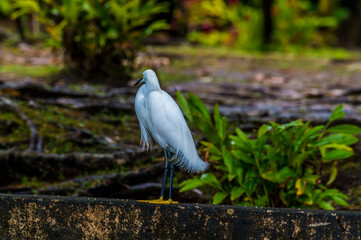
[
  {"left": 171, "top": 133, "right": 208, "bottom": 172},
  {"left": 173, "top": 152, "right": 208, "bottom": 173},
  {"left": 168, "top": 120, "right": 208, "bottom": 173},
  {"left": 139, "top": 122, "right": 153, "bottom": 151}
]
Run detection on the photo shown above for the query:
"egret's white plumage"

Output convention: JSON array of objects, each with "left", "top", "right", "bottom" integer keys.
[{"left": 135, "top": 69, "right": 208, "bottom": 173}]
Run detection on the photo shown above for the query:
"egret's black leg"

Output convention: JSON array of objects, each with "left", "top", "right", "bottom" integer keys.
[
  {"left": 160, "top": 149, "right": 169, "bottom": 199},
  {"left": 167, "top": 149, "right": 174, "bottom": 200},
  {"left": 138, "top": 149, "right": 177, "bottom": 204}
]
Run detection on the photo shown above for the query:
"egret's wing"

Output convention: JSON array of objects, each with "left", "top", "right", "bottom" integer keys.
[
  {"left": 146, "top": 91, "right": 208, "bottom": 172},
  {"left": 135, "top": 86, "right": 153, "bottom": 150},
  {"left": 146, "top": 91, "right": 184, "bottom": 148}
]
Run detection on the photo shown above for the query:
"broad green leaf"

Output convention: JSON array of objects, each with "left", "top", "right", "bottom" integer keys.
[
  {"left": 296, "top": 125, "right": 324, "bottom": 149},
  {"left": 106, "top": 28, "right": 118, "bottom": 39},
  {"left": 201, "top": 173, "right": 223, "bottom": 190},
  {"left": 236, "top": 168, "right": 244, "bottom": 185},
  {"left": 263, "top": 167, "right": 294, "bottom": 183},
  {"left": 326, "top": 163, "right": 338, "bottom": 186},
  {"left": 320, "top": 143, "right": 353, "bottom": 157},
  {"left": 295, "top": 178, "right": 306, "bottom": 196},
  {"left": 254, "top": 135, "right": 266, "bottom": 159},
  {"left": 214, "top": 104, "right": 227, "bottom": 141},
  {"left": 222, "top": 148, "right": 233, "bottom": 173},
  {"left": 11, "top": 0, "right": 41, "bottom": 19},
  {"left": 316, "top": 133, "right": 358, "bottom": 146},
  {"left": 213, "top": 191, "right": 228, "bottom": 204},
  {"left": 228, "top": 173, "right": 237, "bottom": 182},
  {"left": 176, "top": 91, "right": 193, "bottom": 122},
  {"left": 144, "top": 20, "right": 169, "bottom": 35},
  {"left": 201, "top": 142, "right": 222, "bottom": 157},
  {"left": 235, "top": 128, "right": 249, "bottom": 143},
  {"left": 262, "top": 171, "right": 279, "bottom": 183},
  {"left": 331, "top": 196, "right": 349, "bottom": 207},
  {"left": 179, "top": 179, "right": 206, "bottom": 192},
  {"left": 209, "top": 155, "right": 222, "bottom": 161},
  {"left": 232, "top": 150, "right": 254, "bottom": 164},
  {"left": 303, "top": 169, "right": 319, "bottom": 184},
  {"left": 323, "top": 189, "right": 349, "bottom": 199},
  {"left": 322, "top": 149, "right": 354, "bottom": 162},
  {"left": 229, "top": 136, "right": 250, "bottom": 152},
  {"left": 278, "top": 167, "right": 295, "bottom": 179},
  {"left": 279, "top": 190, "right": 289, "bottom": 206},
  {"left": 292, "top": 152, "right": 310, "bottom": 167},
  {"left": 244, "top": 171, "right": 259, "bottom": 196},
  {"left": 231, "top": 187, "right": 244, "bottom": 201},
  {"left": 277, "top": 120, "right": 303, "bottom": 130},
  {"left": 188, "top": 93, "right": 211, "bottom": 122},
  {"left": 307, "top": 125, "right": 324, "bottom": 137},
  {"left": 329, "top": 105, "right": 345, "bottom": 123},
  {"left": 317, "top": 200, "right": 334, "bottom": 210},
  {"left": 221, "top": 118, "right": 227, "bottom": 137},
  {"left": 255, "top": 195, "right": 267, "bottom": 207},
  {"left": 326, "top": 124, "right": 361, "bottom": 134},
  {"left": 192, "top": 115, "right": 218, "bottom": 142},
  {"left": 0, "top": 0, "right": 11, "bottom": 15},
  {"left": 258, "top": 124, "right": 271, "bottom": 136}
]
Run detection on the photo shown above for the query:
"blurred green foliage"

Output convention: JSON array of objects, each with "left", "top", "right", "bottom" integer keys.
[
  {"left": 9, "top": 0, "right": 169, "bottom": 81},
  {"left": 177, "top": 92, "right": 360, "bottom": 210},
  {"left": 0, "top": 0, "right": 11, "bottom": 16},
  {"left": 272, "top": 0, "right": 347, "bottom": 50},
  {"left": 188, "top": 0, "right": 262, "bottom": 50},
  {"left": 0, "top": 64, "right": 61, "bottom": 78},
  {"left": 0, "top": 0, "right": 355, "bottom": 79},
  {"left": 187, "top": 0, "right": 348, "bottom": 51}
]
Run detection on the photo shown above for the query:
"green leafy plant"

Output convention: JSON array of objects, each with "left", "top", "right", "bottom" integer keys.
[
  {"left": 0, "top": 0, "right": 11, "bottom": 16},
  {"left": 10, "top": 0, "right": 169, "bottom": 81},
  {"left": 187, "top": 0, "right": 347, "bottom": 51},
  {"left": 273, "top": 0, "right": 347, "bottom": 50},
  {"left": 177, "top": 92, "right": 359, "bottom": 210},
  {"left": 187, "top": 0, "right": 262, "bottom": 50}
]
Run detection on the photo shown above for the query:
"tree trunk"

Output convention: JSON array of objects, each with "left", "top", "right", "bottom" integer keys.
[
  {"left": 15, "top": 17, "right": 26, "bottom": 41},
  {"left": 336, "top": 0, "right": 361, "bottom": 48},
  {"left": 262, "top": 0, "right": 273, "bottom": 48}
]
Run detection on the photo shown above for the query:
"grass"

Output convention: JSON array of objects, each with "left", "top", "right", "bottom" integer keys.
[
  {"left": 0, "top": 64, "right": 62, "bottom": 78},
  {"left": 157, "top": 70, "right": 194, "bottom": 86},
  {"left": 151, "top": 44, "right": 352, "bottom": 60}
]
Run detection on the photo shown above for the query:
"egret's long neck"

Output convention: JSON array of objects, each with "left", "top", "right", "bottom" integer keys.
[{"left": 145, "top": 77, "right": 161, "bottom": 92}]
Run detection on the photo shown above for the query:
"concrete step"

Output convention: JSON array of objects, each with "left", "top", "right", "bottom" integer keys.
[{"left": 0, "top": 193, "right": 360, "bottom": 239}]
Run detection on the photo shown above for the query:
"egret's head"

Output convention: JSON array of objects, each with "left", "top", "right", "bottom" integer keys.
[{"left": 134, "top": 69, "right": 160, "bottom": 91}]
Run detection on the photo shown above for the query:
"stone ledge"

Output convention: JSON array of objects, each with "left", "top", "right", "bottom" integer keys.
[{"left": 0, "top": 193, "right": 360, "bottom": 239}]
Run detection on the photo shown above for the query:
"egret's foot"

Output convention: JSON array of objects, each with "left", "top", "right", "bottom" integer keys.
[
  {"left": 167, "top": 199, "right": 179, "bottom": 204},
  {"left": 138, "top": 197, "right": 178, "bottom": 204},
  {"left": 139, "top": 196, "right": 163, "bottom": 203},
  {"left": 147, "top": 199, "right": 179, "bottom": 204}
]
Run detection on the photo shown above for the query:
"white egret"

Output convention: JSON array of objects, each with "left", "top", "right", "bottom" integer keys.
[{"left": 134, "top": 69, "right": 208, "bottom": 204}]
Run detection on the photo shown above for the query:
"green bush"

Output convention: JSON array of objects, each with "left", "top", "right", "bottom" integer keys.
[
  {"left": 187, "top": 0, "right": 347, "bottom": 51},
  {"left": 0, "top": 0, "right": 11, "bottom": 16},
  {"left": 187, "top": 0, "right": 262, "bottom": 50},
  {"left": 272, "top": 0, "right": 346, "bottom": 50},
  {"left": 177, "top": 92, "right": 360, "bottom": 210},
  {"left": 10, "top": 0, "right": 169, "bottom": 81}
]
